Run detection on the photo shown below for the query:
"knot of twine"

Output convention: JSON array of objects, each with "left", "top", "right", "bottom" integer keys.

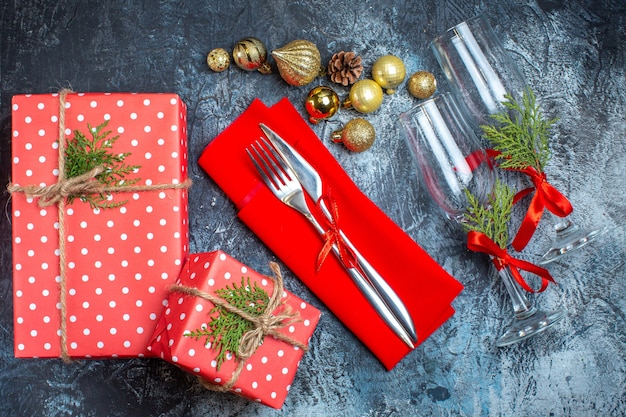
[
  {"left": 170, "top": 262, "right": 308, "bottom": 393},
  {"left": 7, "top": 89, "right": 191, "bottom": 363},
  {"left": 8, "top": 166, "right": 106, "bottom": 207}
]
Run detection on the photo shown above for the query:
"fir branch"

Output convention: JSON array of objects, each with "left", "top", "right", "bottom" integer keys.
[
  {"left": 461, "top": 178, "right": 515, "bottom": 249},
  {"left": 481, "top": 88, "right": 556, "bottom": 173},
  {"left": 64, "top": 120, "right": 140, "bottom": 208},
  {"left": 185, "top": 277, "right": 271, "bottom": 370}
]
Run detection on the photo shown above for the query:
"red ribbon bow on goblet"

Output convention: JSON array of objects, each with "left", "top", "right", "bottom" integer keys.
[
  {"left": 466, "top": 231, "right": 556, "bottom": 293},
  {"left": 509, "top": 166, "right": 573, "bottom": 251}
]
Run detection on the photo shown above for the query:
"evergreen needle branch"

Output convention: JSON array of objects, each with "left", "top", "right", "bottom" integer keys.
[
  {"left": 185, "top": 277, "right": 271, "bottom": 370},
  {"left": 462, "top": 178, "right": 515, "bottom": 249},
  {"left": 481, "top": 88, "right": 556, "bottom": 173},
  {"left": 64, "top": 120, "right": 140, "bottom": 208}
]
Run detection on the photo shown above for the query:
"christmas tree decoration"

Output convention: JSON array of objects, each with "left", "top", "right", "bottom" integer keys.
[
  {"left": 407, "top": 71, "right": 437, "bottom": 99},
  {"left": 206, "top": 48, "right": 230, "bottom": 72},
  {"left": 232, "top": 37, "right": 272, "bottom": 74},
  {"left": 63, "top": 120, "right": 141, "bottom": 209},
  {"left": 184, "top": 275, "right": 272, "bottom": 370},
  {"left": 327, "top": 51, "right": 363, "bottom": 86},
  {"left": 331, "top": 118, "right": 376, "bottom": 152},
  {"left": 305, "top": 85, "right": 340, "bottom": 124},
  {"left": 462, "top": 179, "right": 556, "bottom": 293},
  {"left": 481, "top": 88, "right": 573, "bottom": 252},
  {"left": 342, "top": 79, "right": 384, "bottom": 113},
  {"left": 371, "top": 55, "right": 406, "bottom": 94},
  {"left": 271, "top": 39, "right": 322, "bottom": 86}
]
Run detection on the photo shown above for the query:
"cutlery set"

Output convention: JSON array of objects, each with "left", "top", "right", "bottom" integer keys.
[{"left": 246, "top": 124, "right": 417, "bottom": 349}]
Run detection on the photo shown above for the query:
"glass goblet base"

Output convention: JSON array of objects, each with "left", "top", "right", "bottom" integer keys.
[
  {"left": 540, "top": 218, "right": 608, "bottom": 265},
  {"left": 496, "top": 307, "right": 564, "bottom": 347}
]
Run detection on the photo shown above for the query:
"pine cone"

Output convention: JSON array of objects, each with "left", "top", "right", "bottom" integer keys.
[{"left": 328, "top": 51, "right": 363, "bottom": 86}]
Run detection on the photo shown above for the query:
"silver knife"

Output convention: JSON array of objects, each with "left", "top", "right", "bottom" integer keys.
[{"left": 259, "top": 123, "right": 418, "bottom": 345}]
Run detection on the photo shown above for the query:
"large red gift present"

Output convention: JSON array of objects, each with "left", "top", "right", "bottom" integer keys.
[
  {"left": 10, "top": 91, "right": 190, "bottom": 360},
  {"left": 148, "top": 250, "right": 321, "bottom": 409}
]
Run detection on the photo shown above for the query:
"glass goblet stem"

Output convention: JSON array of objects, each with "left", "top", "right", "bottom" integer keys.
[
  {"left": 494, "top": 258, "right": 564, "bottom": 347},
  {"left": 494, "top": 258, "right": 535, "bottom": 319}
]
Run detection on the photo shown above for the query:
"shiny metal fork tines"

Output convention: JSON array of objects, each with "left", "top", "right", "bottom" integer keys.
[
  {"left": 246, "top": 137, "right": 416, "bottom": 349},
  {"left": 248, "top": 139, "right": 317, "bottom": 225}
]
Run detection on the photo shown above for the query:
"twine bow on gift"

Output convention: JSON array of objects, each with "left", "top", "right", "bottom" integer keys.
[
  {"left": 509, "top": 166, "right": 573, "bottom": 252},
  {"left": 314, "top": 192, "right": 357, "bottom": 272},
  {"left": 9, "top": 166, "right": 107, "bottom": 207},
  {"left": 7, "top": 89, "right": 192, "bottom": 363},
  {"left": 466, "top": 231, "right": 556, "bottom": 293},
  {"left": 170, "top": 262, "right": 308, "bottom": 393}
]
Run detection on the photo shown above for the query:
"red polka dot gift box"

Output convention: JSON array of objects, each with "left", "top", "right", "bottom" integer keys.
[
  {"left": 147, "top": 250, "right": 321, "bottom": 409},
  {"left": 10, "top": 91, "right": 190, "bottom": 360}
]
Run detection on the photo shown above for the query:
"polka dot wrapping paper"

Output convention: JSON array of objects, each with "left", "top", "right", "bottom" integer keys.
[
  {"left": 11, "top": 92, "right": 190, "bottom": 359},
  {"left": 148, "top": 250, "right": 321, "bottom": 409}
]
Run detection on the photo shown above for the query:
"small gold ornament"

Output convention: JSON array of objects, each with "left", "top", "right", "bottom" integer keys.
[
  {"left": 206, "top": 48, "right": 230, "bottom": 72},
  {"left": 342, "top": 79, "right": 384, "bottom": 114},
  {"left": 371, "top": 55, "right": 406, "bottom": 94},
  {"left": 271, "top": 40, "right": 322, "bottom": 86},
  {"left": 331, "top": 118, "right": 376, "bottom": 152},
  {"left": 407, "top": 71, "right": 437, "bottom": 99},
  {"left": 305, "top": 86, "right": 340, "bottom": 124},
  {"left": 232, "top": 37, "right": 272, "bottom": 74}
]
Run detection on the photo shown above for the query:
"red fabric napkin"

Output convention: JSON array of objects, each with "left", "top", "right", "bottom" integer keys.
[{"left": 198, "top": 98, "right": 463, "bottom": 370}]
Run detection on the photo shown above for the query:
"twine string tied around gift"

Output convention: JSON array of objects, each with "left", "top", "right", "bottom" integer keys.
[
  {"left": 7, "top": 89, "right": 191, "bottom": 363},
  {"left": 8, "top": 166, "right": 192, "bottom": 208},
  {"left": 170, "top": 262, "right": 308, "bottom": 392},
  {"left": 8, "top": 166, "right": 106, "bottom": 207}
]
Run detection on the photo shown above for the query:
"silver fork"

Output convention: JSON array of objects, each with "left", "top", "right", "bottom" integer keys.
[{"left": 247, "top": 137, "right": 416, "bottom": 349}]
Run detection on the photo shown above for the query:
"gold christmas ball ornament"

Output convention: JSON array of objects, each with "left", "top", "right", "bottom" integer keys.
[
  {"left": 272, "top": 39, "right": 322, "bottom": 86},
  {"left": 371, "top": 55, "right": 406, "bottom": 94},
  {"left": 206, "top": 48, "right": 230, "bottom": 72},
  {"left": 342, "top": 79, "right": 384, "bottom": 114},
  {"left": 407, "top": 71, "right": 437, "bottom": 99},
  {"left": 232, "top": 37, "right": 272, "bottom": 74},
  {"left": 331, "top": 118, "right": 376, "bottom": 152},
  {"left": 305, "top": 86, "right": 340, "bottom": 124}
]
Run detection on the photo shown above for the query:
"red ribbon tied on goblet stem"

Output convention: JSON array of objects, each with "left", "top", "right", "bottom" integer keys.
[
  {"left": 509, "top": 166, "right": 573, "bottom": 252},
  {"left": 314, "top": 192, "right": 357, "bottom": 272},
  {"left": 466, "top": 231, "right": 556, "bottom": 293}
]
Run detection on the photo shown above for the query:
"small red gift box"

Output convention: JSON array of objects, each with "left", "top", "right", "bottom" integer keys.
[
  {"left": 10, "top": 91, "right": 190, "bottom": 359},
  {"left": 148, "top": 250, "right": 321, "bottom": 409}
]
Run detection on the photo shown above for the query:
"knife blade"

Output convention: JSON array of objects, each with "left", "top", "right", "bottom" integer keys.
[{"left": 259, "top": 123, "right": 418, "bottom": 344}]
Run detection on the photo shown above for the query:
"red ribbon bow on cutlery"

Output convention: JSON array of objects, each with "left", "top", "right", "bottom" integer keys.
[
  {"left": 314, "top": 192, "right": 358, "bottom": 272},
  {"left": 466, "top": 231, "right": 556, "bottom": 293}
]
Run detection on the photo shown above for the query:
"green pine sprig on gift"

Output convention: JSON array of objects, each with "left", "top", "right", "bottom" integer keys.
[
  {"left": 461, "top": 178, "right": 515, "bottom": 249},
  {"left": 481, "top": 88, "right": 556, "bottom": 174},
  {"left": 64, "top": 120, "right": 140, "bottom": 208},
  {"left": 185, "top": 277, "right": 271, "bottom": 370}
]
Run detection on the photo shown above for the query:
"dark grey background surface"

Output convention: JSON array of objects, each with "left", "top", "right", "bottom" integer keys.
[{"left": 1, "top": 1, "right": 624, "bottom": 416}]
